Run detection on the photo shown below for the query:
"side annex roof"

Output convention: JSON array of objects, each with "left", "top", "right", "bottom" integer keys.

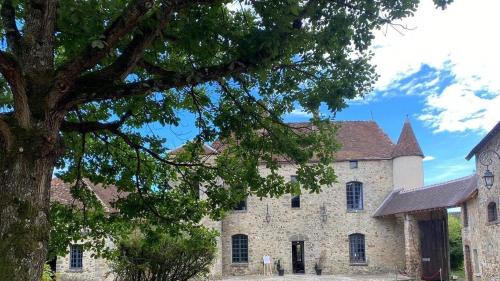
[{"left": 374, "top": 174, "right": 478, "bottom": 217}]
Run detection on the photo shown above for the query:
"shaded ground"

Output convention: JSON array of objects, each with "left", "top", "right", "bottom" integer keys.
[{"left": 216, "top": 274, "right": 413, "bottom": 281}]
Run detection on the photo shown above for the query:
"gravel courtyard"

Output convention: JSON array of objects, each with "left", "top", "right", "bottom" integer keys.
[{"left": 216, "top": 274, "right": 412, "bottom": 281}]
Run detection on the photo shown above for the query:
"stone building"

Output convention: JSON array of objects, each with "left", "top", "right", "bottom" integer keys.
[
  {"left": 461, "top": 122, "right": 500, "bottom": 281},
  {"left": 49, "top": 119, "right": 497, "bottom": 281},
  {"left": 206, "top": 119, "right": 437, "bottom": 278},
  {"left": 50, "top": 178, "right": 125, "bottom": 281}
]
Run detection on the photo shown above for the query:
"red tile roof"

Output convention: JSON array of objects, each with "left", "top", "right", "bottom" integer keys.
[
  {"left": 334, "top": 121, "right": 395, "bottom": 160},
  {"left": 392, "top": 119, "right": 424, "bottom": 158},
  {"left": 373, "top": 174, "right": 478, "bottom": 217},
  {"left": 50, "top": 178, "right": 127, "bottom": 213},
  {"left": 209, "top": 121, "right": 396, "bottom": 161}
]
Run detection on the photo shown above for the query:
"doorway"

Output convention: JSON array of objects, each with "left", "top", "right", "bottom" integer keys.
[
  {"left": 292, "top": 241, "right": 305, "bottom": 273},
  {"left": 419, "top": 219, "right": 449, "bottom": 281}
]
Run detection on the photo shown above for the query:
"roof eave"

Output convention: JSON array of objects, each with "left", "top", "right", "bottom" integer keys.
[{"left": 466, "top": 121, "right": 500, "bottom": 160}]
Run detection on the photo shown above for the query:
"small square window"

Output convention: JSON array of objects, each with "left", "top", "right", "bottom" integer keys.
[
  {"left": 349, "top": 161, "right": 358, "bottom": 169},
  {"left": 233, "top": 200, "right": 247, "bottom": 211},
  {"left": 290, "top": 175, "right": 298, "bottom": 182}
]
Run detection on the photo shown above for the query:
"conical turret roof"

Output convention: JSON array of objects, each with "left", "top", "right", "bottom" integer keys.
[{"left": 392, "top": 118, "right": 424, "bottom": 158}]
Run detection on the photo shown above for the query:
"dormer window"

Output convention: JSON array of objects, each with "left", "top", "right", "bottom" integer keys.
[{"left": 349, "top": 161, "right": 358, "bottom": 169}]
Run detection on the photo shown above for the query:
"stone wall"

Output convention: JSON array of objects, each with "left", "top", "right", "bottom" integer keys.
[
  {"left": 219, "top": 159, "right": 406, "bottom": 276},
  {"left": 403, "top": 214, "right": 421, "bottom": 279},
  {"left": 56, "top": 242, "right": 114, "bottom": 281},
  {"left": 463, "top": 132, "right": 500, "bottom": 281}
]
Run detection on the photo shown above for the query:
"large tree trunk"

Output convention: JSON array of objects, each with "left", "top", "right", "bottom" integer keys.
[{"left": 0, "top": 126, "right": 61, "bottom": 280}]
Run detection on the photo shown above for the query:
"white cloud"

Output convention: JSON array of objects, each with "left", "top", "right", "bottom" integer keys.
[
  {"left": 418, "top": 83, "right": 500, "bottom": 133},
  {"left": 372, "top": 0, "right": 500, "bottom": 91},
  {"left": 423, "top": 156, "right": 435, "bottom": 162},
  {"left": 372, "top": 0, "right": 500, "bottom": 132},
  {"left": 288, "top": 107, "right": 313, "bottom": 118}
]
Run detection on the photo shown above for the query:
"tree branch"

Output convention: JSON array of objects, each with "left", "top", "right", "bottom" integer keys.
[
  {"left": 62, "top": 115, "right": 210, "bottom": 168},
  {"left": 59, "top": 59, "right": 250, "bottom": 110},
  {"left": 0, "top": 51, "right": 31, "bottom": 128},
  {"left": 92, "top": 5, "right": 173, "bottom": 81},
  {"left": 1, "top": 0, "right": 22, "bottom": 53},
  {"left": 0, "top": 117, "right": 13, "bottom": 150},
  {"left": 61, "top": 111, "right": 132, "bottom": 133},
  {"left": 54, "top": 0, "right": 155, "bottom": 90}
]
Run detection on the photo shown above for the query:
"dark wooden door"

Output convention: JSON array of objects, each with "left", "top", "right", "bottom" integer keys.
[
  {"left": 419, "top": 219, "right": 449, "bottom": 281},
  {"left": 292, "top": 241, "right": 305, "bottom": 273},
  {"left": 464, "top": 245, "right": 473, "bottom": 281}
]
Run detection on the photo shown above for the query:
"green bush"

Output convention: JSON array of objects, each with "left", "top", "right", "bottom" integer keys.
[
  {"left": 449, "top": 214, "right": 464, "bottom": 270},
  {"left": 42, "top": 264, "right": 54, "bottom": 281},
  {"left": 111, "top": 227, "right": 217, "bottom": 281}
]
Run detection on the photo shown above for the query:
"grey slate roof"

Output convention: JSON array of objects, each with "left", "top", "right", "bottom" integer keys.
[{"left": 374, "top": 174, "right": 478, "bottom": 217}]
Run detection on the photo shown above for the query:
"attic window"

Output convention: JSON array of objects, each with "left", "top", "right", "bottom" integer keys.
[{"left": 349, "top": 161, "right": 358, "bottom": 169}]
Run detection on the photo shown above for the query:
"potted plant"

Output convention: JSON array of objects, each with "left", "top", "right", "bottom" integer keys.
[
  {"left": 315, "top": 251, "right": 326, "bottom": 275},
  {"left": 275, "top": 259, "right": 284, "bottom": 276}
]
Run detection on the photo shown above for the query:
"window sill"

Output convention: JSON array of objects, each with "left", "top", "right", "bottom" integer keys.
[
  {"left": 231, "top": 263, "right": 249, "bottom": 267},
  {"left": 347, "top": 209, "right": 365, "bottom": 213},
  {"left": 349, "top": 262, "right": 368, "bottom": 266},
  {"left": 68, "top": 268, "right": 83, "bottom": 273},
  {"left": 486, "top": 220, "right": 500, "bottom": 226},
  {"left": 291, "top": 207, "right": 301, "bottom": 210},
  {"left": 232, "top": 210, "right": 247, "bottom": 214}
]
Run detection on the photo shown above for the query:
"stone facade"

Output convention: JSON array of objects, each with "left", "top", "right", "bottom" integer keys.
[
  {"left": 56, "top": 242, "right": 114, "bottom": 281},
  {"left": 216, "top": 159, "right": 407, "bottom": 276},
  {"left": 462, "top": 127, "right": 500, "bottom": 281},
  {"left": 197, "top": 120, "right": 432, "bottom": 277},
  {"left": 53, "top": 120, "right": 434, "bottom": 280}
]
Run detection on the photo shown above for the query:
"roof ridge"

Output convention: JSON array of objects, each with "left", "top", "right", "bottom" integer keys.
[
  {"left": 422, "top": 174, "right": 476, "bottom": 189},
  {"left": 399, "top": 174, "right": 476, "bottom": 194},
  {"left": 81, "top": 178, "right": 112, "bottom": 212}
]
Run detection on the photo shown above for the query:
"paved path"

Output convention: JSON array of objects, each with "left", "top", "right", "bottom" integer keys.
[{"left": 217, "top": 274, "right": 412, "bottom": 281}]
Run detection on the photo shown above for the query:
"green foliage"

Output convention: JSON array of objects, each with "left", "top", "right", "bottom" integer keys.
[
  {"left": 42, "top": 264, "right": 54, "bottom": 281},
  {"left": 111, "top": 227, "right": 217, "bottom": 281},
  {"left": 0, "top": 0, "right": 450, "bottom": 258},
  {"left": 448, "top": 214, "right": 464, "bottom": 270}
]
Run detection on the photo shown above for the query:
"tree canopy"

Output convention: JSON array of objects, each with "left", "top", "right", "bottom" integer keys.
[{"left": 0, "top": 0, "right": 451, "bottom": 278}]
